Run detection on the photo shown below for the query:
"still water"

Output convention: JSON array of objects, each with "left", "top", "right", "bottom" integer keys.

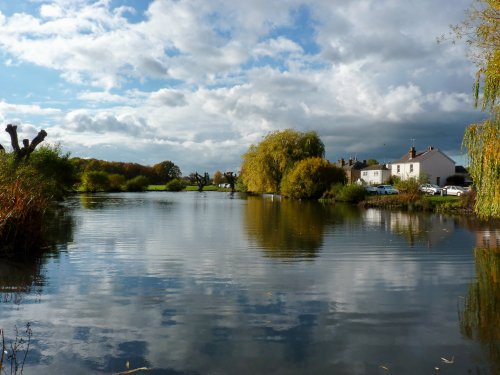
[{"left": 1, "top": 192, "right": 499, "bottom": 374}]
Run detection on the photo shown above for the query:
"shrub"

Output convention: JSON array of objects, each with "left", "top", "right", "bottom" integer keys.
[
  {"left": 81, "top": 171, "right": 111, "bottom": 192},
  {"left": 394, "top": 177, "right": 422, "bottom": 201},
  {"left": 124, "top": 175, "right": 149, "bottom": 192},
  {"left": 108, "top": 174, "right": 126, "bottom": 191},
  {"left": 335, "top": 184, "right": 367, "bottom": 203},
  {"left": 165, "top": 178, "right": 185, "bottom": 191},
  {"left": 28, "top": 145, "right": 77, "bottom": 199},
  {"left": 281, "top": 157, "right": 346, "bottom": 199}
]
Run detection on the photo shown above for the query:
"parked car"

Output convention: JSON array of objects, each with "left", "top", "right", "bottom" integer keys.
[
  {"left": 419, "top": 183, "right": 442, "bottom": 195},
  {"left": 365, "top": 186, "right": 378, "bottom": 194},
  {"left": 443, "top": 185, "right": 466, "bottom": 196},
  {"left": 376, "top": 185, "right": 399, "bottom": 195}
]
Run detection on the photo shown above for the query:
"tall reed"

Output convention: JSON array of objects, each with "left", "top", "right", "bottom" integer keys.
[{"left": 0, "top": 154, "right": 49, "bottom": 258}]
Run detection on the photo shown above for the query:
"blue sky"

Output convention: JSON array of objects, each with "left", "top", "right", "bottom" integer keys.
[{"left": 0, "top": 0, "right": 483, "bottom": 173}]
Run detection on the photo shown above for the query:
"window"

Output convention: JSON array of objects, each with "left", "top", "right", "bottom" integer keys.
[
  {"left": 410, "top": 164, "right": 413, "bottom": 173},
  {"left": 397, "top": 165, "right": 400, "bottom": 173},
  {"left": 374, "top": 171, "right": 379, "bottom": 176},
  {"left": 362, "top": 171, "right": 367, "bottom": 176}
]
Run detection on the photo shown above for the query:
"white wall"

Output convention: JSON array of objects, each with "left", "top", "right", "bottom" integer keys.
[
  {"left": 420, "top": 154, "right": 455, "bottom": 186},
  {"left": 390, "top": 152, "right": 455, "bottom": 186},
  {"left": 361, "top": 169, "right": 391, "bottom": 184},
  {"left": 391, "top": 162, "right": 420, "bottom": 180}
]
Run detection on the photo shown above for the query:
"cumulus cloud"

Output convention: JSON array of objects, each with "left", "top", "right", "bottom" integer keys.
[{"left": 0, "top": 0, "right": 483, "bottom": 172}]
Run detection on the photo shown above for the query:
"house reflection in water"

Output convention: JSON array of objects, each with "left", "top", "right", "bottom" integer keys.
[{"left": 362, "top": 209, "right": 455, "bottom": 246}]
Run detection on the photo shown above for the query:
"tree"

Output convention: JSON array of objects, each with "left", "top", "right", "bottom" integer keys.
[
  {"left": 0, "top": 124, "right": 47, "bottom": 160},
  {"left": 193, "top": 172, "right": 210, "bottom": 192},
  {"left": 224, "top": 171, "right": 237, "bottom": 192},
  {"left": 366, "top": 159, "right": 379, "bottom": 166},
  {"left": 241, "top": 129, "right": 325, "bottom": 193},
  {"left": 152, "top": 160, "right": 181, "bottom": 184},
  {"left": 213, "top": 170, "right": 223, "bottom": 185},
  {"left": 281, "top": 157, "right": 346, "bottom": 199},
  {"left": 452, "top": 0, "right": 500, "bottom": 218}
]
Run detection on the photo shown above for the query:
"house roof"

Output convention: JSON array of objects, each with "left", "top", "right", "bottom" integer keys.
[
  {"left": 362, "top": 164, "right": 389, "bottom": 171},
  {"left": 342, "top": 161, "right": 366, "bottom": 171},
  {"left": 392, "top": 147, "right": 455, "bottom": 165},
  {"left": 455, "top": 165, "right": 468, "bottom": 174}
]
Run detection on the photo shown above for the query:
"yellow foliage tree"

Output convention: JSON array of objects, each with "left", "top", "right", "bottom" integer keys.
[
  {"left": 241, "top": 129, "right": 325, "bottom": 193},
  {"left": 454, "top": 0, "right": 500, "bottom": 218}
]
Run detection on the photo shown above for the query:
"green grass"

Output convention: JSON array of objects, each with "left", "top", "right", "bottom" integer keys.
[
  {"left": 146, "top": 185, "right": 166, "bottom": 191},
  {"left": 184, "top": 185, "right": 220, "bottom": 191}
]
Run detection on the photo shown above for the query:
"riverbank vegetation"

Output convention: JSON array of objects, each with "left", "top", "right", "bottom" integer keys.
[{"left": 0, "top": 123, "right": 77, "bottom": 258}]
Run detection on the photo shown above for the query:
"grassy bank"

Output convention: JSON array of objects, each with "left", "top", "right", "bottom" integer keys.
[
  {"left": 146, "top": 185, "right": 232, "bottom": 192},
  {"left": 360, "top": 193, "right": 475, "bottom": 215}
]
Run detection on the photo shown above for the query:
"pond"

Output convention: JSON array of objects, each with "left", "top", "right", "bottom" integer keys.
[{"left": 1, "top": 192, "right": 499, "bottom": 374}]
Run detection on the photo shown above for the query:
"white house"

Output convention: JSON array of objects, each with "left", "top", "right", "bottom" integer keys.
[
  {"left": 390, "top": 146, "right": 455, "bottom": 186},
  {"left": 360, "top": 164, "right": 391, "bottom": 185}
]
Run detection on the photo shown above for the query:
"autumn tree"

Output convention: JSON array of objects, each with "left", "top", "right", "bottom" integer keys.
[
  {"left": 452, "top": 0, "right": 500, "bottom": 218},
  {"left": 281, "top": 157, "right": 346, "bottom": 199},
  {"left": 213, "top": 170, "right": 223, "bottom": 185},
  {"left": 240, "top": 129, "right": 325, "bottom": 193},
  {"left": 152, "top": 160, "right": 182, "bottom": 184}
]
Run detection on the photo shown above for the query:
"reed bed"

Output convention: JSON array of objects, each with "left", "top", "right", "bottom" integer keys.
[{"left": 0, "top": 158, "right": 49, "bottom": 258}]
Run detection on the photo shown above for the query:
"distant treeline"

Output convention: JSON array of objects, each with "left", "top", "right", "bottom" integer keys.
[{"left": 71, "top": 158, "right": 183, "bottom": 192}]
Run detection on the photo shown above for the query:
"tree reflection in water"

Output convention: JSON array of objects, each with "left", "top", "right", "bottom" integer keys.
[
  {"left": 244, "top": 196, "right": 360, "bottom": 259},
  {"left": 459, "top": 242, "right": 500, "bottom": 374}
]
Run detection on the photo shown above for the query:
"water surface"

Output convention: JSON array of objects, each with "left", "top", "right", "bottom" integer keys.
[{"left": 1, "top": 192, "right": 499, "bottom": 374}]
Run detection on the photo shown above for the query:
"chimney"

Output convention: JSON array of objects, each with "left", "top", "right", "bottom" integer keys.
[
  {"left": 348, "top": 157, "right": 353, "bottom": 166},
  {"left": 340, "top": 158, "right": 345, "bottom": 167},
  {"left": 409, "top": 146, "right": 416, "bottom": 159},
  {"left": 428, "top": 146, "right": 434, "bottom": 151}
]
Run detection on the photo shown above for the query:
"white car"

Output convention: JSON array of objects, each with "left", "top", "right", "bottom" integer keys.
[
  {"left": 365, "top": 186, "right": 378, "bottom": 194},
  {"left": 443, "top": 185, "right": 466, "bottom": 196},
  {"left": 419, "top": 183, "right": 442, "bottom": 195},
  {"left": 376, "top": 185, "right": 399, "bottom": 195}
]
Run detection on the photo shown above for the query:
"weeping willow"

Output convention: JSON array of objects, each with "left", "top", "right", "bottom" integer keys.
[
  {"left": 463, "top": 116, "right": 500, "bottom": 218},
  {"left": 456, "top": 0, "right": 500, "bottom": 218}
]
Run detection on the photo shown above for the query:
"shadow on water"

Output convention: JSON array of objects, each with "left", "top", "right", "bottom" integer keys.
[
  {"left": 244, "top": 196, "right": 361, "bottom": 259},
  {"left": 459, "top": 227, "right": 500, "bottom": 375}
]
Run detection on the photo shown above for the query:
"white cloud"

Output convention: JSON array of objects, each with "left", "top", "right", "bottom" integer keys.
[{"left": 0, "top": 0, "right": 483, "bottom": 171}]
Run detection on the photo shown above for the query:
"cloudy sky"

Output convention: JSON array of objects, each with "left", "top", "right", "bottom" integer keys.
[{"left": 0, "top": 0, "right": 483, "bottom": 173}]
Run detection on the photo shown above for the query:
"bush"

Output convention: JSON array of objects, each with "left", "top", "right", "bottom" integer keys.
[
  {"left": 394, "top": 177, "right": 422, "bottom": 201},
  {"left": 28, "top": 145, "right": 77, "bottom": 199},
  {"left": 165, "top": 178, "right": 185, "bottom": 191},
  {"left": 108, "top": 174, "right": 126, "bottom": 191},
  {"left": 124, "top": 175, "right": 149, "bottom": 192},
  {"left": 81, "top": 171, "right": 111, "bottom": 192},
  {"left": 281, "top": 157, "right": 346, "bottom": 199},
  {"left": 336, "top": 184, "right": 367, "bottom": 203}
]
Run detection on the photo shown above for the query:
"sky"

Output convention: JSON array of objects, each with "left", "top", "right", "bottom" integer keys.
[{"left": 0, "top": 0, "right": 484, "bottom": 174}]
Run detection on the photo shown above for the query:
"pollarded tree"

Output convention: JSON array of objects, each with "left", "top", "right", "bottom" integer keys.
[
  {"left": 281, "top": 157, "right": 346, "bottom": 199},
  {"left": 0, "top": 124, "right": 47, "bottom": 160},
  {"left": 241, "top": 129, "right": 325, "bottom": 193}
]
